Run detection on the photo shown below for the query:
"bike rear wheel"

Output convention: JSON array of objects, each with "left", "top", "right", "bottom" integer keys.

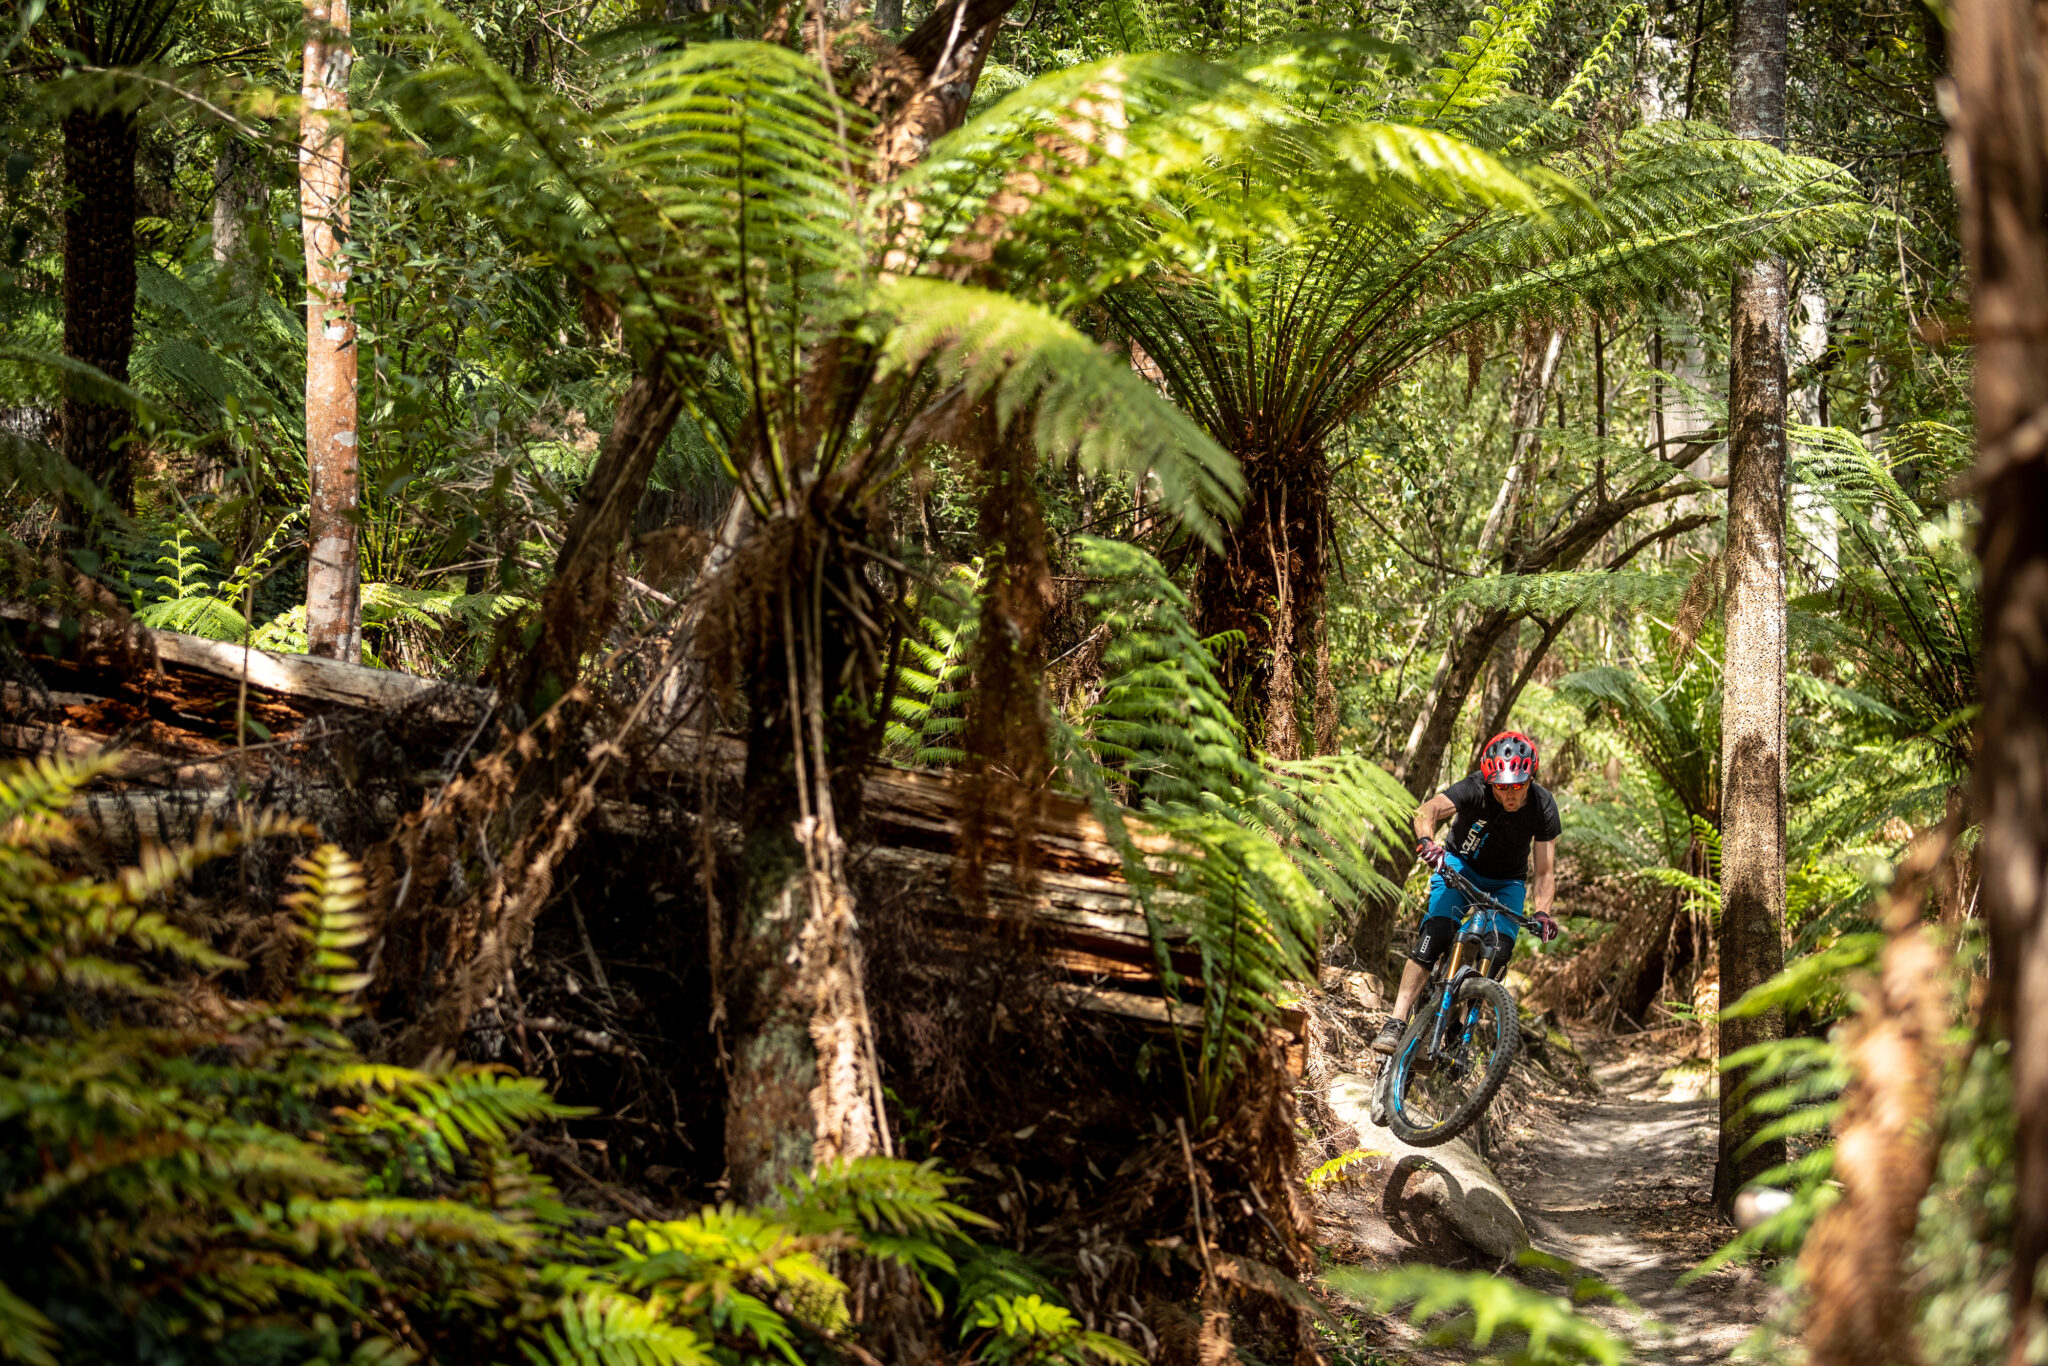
[{"left": 1385, "top": 976, "right": 1521, "bottom": 1147}]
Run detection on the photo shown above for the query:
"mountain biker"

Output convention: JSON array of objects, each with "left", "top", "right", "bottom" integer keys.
[{"left": 1372, "top": 730, "right": 1563, "bottom": 1056}]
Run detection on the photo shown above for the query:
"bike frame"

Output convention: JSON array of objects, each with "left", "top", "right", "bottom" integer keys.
[{"left": 1414, "top": 864, "right": 1534, "bottom": 1064}]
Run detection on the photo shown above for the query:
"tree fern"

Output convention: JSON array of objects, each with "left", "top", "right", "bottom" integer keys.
[
  {"left": 1054, "top": 537, "right": 1415, "bottom": 1116},
  {"left": 1558, "top": 636, "right": 1722, "bottom": 823},
  {"left": 876, "top": 278, "right": 1241, "bottom": 542}
]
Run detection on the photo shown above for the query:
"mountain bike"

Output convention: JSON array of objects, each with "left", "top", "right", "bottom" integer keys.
[{"left": 1367, "top": 865, "right": 1530, "bottom": 1147}]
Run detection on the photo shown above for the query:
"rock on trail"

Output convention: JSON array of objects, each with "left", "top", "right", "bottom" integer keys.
[{"left": 1325, "top": 1071, "right": 1533, "bottom": 1264}]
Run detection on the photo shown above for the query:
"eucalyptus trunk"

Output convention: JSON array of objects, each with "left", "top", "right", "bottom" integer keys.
[
  {"left": 59, "top": 108, "right": 139, "bottom": 532},
  {"left": 212, "top": 138, "right": 269, "bottom": 289},
  {"left": 301, "top": 0, "right": 361, "bottom": 662},
  {"left": 1950, "top": 0, "right": 2048, "bottom": 1347},
  {"left": 1712, "top": 0, "right": 1790, "bottom": 1217}
]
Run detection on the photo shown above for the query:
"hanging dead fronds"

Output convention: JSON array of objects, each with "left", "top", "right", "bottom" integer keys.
[
  {"left": 959, "top": 408, "right": 1055, "bottom": 900},
  {"left": 1669, "top": 551, "right": 1723, "bottom": 665},
  {"left": 1798, "top": 818, "right": 1959, "bottom": 1366}
]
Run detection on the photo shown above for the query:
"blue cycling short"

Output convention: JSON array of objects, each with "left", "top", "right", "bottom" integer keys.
[{"left": 1423, "top": 851, "right": 1526, "bottom": 940}]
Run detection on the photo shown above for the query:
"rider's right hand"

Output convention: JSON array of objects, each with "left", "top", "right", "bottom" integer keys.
[{"left": 1416, "top": 838, "right": 1448, "bottom": 870}]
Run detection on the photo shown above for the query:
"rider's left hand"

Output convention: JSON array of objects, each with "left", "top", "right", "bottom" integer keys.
[{"left": 1531, "top": 910, "right": 1561, "bottom": 943}]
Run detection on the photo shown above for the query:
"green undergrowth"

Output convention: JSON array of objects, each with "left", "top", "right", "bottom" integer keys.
[
  {"left": 1322, "top": 1250, "right": 1635, "bottom": 1366},
  {"left": 0, "top": 754, "right": 1135, "bottom": 1366}
]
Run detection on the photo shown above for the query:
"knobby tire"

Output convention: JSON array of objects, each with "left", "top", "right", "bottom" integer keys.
[{"left": 1385, "top": 975, "right": 1520, "bottom": 1148}]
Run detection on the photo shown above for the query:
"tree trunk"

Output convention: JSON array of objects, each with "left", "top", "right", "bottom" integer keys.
[
  {"left": 1797, "top": 826, "right": 1956, "bottom": 1366},
  {"left": 1473, "top": 626, "right": 1518, "bottom": 754},
  {"left": 1191, "top": 449, "right": 1330, "bottom": 753},
  {"left": 722, "top": 547, "right": 890, "bottom": 1205},
  {"left": 874, "top": 0, "right": 1012, "bottom": 175},
  {"left": 60, "top": 109, "right": 140, "bottom": 533},
  {"left": 502, "top": 357, "right": 682, "bottom": 716},
  {"left": 1949, "top": 0, "right": 2048, "bottom": 1350},
  {"left": 301, "top": 0, "right": 361, "bottom": 662},
  {"left": 1713, "top": 0, "right": 1790, "bottom": 1218},
  {"left": 212, "top": 137, "right": 268, "bottom": 284},
  {"left": 725, "top": 719, "right": 890, "bottom": 1205}
]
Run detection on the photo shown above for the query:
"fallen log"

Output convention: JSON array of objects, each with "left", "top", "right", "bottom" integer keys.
[{"left": 0, "top": 610, "right": 1306, "bottom": 1068}]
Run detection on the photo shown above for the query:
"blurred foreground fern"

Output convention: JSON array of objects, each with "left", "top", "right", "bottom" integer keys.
[{"left": 0, "top": 754, "right": 1088, "bottom": 1365}]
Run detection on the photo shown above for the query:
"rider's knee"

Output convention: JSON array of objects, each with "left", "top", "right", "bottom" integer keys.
[
  {"left": 1473, "top": 928, "right": 1516, "bottom": 974},
  {"left": 1409, "top": 915, "right": 1460, "bottom": 968}
]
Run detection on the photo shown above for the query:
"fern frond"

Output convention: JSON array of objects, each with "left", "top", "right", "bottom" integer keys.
[
  {"left": 117, "top": 809, "right": 315, "bottom": 905},
  {"left": 535, "top": 1291, "right": 715, "bottom": 1366},
  {"left": 133, "top": 594, "right": 252, "bottom": 641},
  {"left": 1325, "top": 1263, "right": 1628, "bottom": 1365},
  {"left": 1501, "top": 2, "right": 1646, "bottom": 153},
  {"left": 0, "top": 1279, "right": 57, "bottom": 1366},
  {"left": 1406, "top": 0, "right": 1554, "bottom": 126},
  {"left": 0, "top": 752, "right": 120, "bottom": 843},
  {"left": 875, "top": 278, "right": 1242, "bottom": 543},
  {"left": 286, "top": 844, "right": 375, "bottom": 1008},
  {"left": 290, "top": 1195, "right": 541, "bottom": 1251}
]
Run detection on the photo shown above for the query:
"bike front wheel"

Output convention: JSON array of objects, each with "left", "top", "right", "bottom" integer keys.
[{"left": 1385, "top": 976, "right": 1521, "bottom": 1148}]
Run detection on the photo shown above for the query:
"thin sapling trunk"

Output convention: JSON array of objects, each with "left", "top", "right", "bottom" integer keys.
[{"left": 301, "top": 0, "right": 361, "bottom": 662}]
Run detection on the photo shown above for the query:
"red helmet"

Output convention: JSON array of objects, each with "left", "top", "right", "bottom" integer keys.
[{"left": 1479, "top": 731, "right": 1539, "bottom": 786}]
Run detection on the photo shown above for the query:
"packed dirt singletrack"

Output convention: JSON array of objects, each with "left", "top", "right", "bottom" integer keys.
[{"left": 1494, "top": 1037, "right": 1781, "bottom": 1364}]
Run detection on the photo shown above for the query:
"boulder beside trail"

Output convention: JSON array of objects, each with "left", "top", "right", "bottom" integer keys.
[{"left": 1324, "top": 1072, "right": 1533, "bottom": 1265}]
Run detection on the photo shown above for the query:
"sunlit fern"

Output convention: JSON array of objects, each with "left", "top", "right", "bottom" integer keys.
[
  {"left": 1324, "top": 1260, "right": 1629, "bottom": 1366},
  {"left": 1083, "top": 0, "right": 1869, "bottom": 483},
  {"left": 1055, "top": 537, "right": 1416, "bottom": 1117},
  {"left": 367, "top": 19, "right": 1249, "bottom": 548},
  {"left": 884, "top": 561, "right": 984, "bottom": 766}
]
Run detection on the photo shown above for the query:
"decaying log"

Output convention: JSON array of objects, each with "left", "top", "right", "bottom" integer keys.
[{"left": 0, "top": 611, "right": 1306, "bottom": 1068}]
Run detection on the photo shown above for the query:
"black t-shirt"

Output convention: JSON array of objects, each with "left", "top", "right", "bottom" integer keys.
[{"left": 1439, "top": 775, "right": 1561, "bottom": 880}]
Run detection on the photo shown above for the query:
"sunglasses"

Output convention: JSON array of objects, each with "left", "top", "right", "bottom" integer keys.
[{"left": 1493, "top": 781, "right": 1529, "bottom": 792}]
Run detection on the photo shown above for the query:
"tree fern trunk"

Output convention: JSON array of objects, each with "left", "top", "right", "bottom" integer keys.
[
  {"left": 725, "top": 592, "right": 888, "bottom": 1205},
  {"left": 1712, "top": 0, "right": 1789, "bottom": 1218},
  {"left": 1191, "top": 447, "right": 1331, "bottom": 754},
  {"left": 59, "top": 108, "right": 139, "bottom": 532},
  {"left": 1950, "top": 0, "right": 2048, "bottom": 1347},
  {"left": 301, "top": 0, "right": 361, "bottom": 662}
]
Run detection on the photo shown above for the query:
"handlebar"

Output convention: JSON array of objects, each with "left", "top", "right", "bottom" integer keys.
[{"left": 1431, "top": 862, "right": 1535, "bottom": 928}]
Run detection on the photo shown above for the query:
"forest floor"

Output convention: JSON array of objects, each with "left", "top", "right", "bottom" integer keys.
[
  {"left": 1309, "top": 984, "right": 1785, "bottom": 1364},
  {"left": 1492, "top": 1034, "right": 1783, "bottom": 1363}
]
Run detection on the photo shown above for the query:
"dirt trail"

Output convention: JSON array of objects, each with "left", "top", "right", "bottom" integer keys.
[{"left": 1496, "top": 1042, "right": 1782, "bottom": 1363}]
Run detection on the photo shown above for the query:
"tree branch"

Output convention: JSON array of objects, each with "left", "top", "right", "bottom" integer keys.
[
  {"left": 1473, "top": 510, "right": 1720, "bottom": 753},
  {"left": 1336, "top": 486, "right": 1474, "bottom": 578}
]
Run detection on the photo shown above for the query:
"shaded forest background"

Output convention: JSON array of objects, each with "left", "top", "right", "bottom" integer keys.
[{"left": 0, "top": 0, "right": 2043, "bottom": 1358}]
